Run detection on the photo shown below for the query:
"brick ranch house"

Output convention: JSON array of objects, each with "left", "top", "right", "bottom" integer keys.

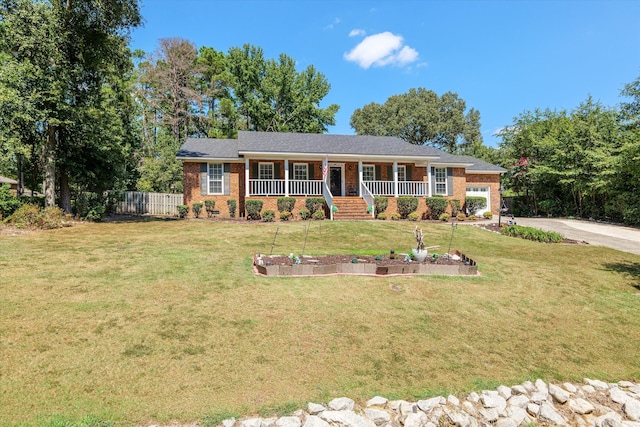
[{"left": 177, "top": 131, "right": 506, "bottom": 220}]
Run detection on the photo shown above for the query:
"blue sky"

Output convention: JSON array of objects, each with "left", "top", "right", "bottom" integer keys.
[{"left": 131, "top": 0, "right": 640, "bottom": 147}]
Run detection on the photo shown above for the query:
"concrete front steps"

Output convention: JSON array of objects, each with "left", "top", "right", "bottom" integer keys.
[{"left": 331, "top": 197, "right": 373, "bottom": 221}]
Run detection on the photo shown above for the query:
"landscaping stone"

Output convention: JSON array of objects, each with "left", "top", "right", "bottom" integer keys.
[{"left": 222, "top": 380, "right": 640, "bottom": 427}]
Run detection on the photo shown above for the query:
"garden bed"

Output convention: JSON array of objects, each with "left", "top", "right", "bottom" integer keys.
[{"left": 254, "top": 250, "right": 478, "bottom": 277}]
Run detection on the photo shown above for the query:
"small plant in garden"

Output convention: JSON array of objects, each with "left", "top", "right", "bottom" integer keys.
[
  {"left": 311, "top": 210, "right": 325, "bottom": 220},
  {"left": 227, "top": 199, "right": 236, "bottom": 217},
  {"left": 407, "top": 212, "right": 420, "bottom": 221},
  {"left": 374, "top": 196, "right": 388, "bottom": 215},
  {"left": 177, "top": 205, "right": 189, "bottom": 218},
  {"left": 279, "top": 211, "right": 292, "bottom": 221},
  {"left": 192, "top": 202, "right": 203, "bottom": 218},
  {"left": 397, "top": 196, "right": 418, "bottom": 218},
  {"left": 468, "top": 215, "right": 477, "bottom": 220},
  {"left": 501, "top": 225, "right": 563, "bottom": 243},
  {"left": 245, "top": 200, "right": 263, "bottom": 220},
  {"left": 205, "top": 200, "right": 216, "bottom": 217},
  {"left": 439, "top": 213, "right": 450, "bottom": 222},
  {"left": 426, "top": 196, "right": 448, "bottom": 219},
  {"left": 465, "top": 196, "right": 487, "bottom": 216},
  {"left": 262, "top": 209, "right": 275, "bottom": 222},
  {"left": 483, "top": 211, "right": 493, "bottom": 219},
  {"left": 457, "top": 213, "right": 466, "bottom": 221},
  {"left": 377, "top": 212, "right": 387, "bottom": 220},
  {"left": 276, "top": 197, "right": 296, "bottom": 213},
  {"left": 414, "top": 226, "right": 425, "bottom": 250},
  {"left": 390, "top": 212, "right": 401, "bottom": 221},
  {"left": 305, "top": 197, "right": 326, "bottom": 214},
  {"left": 299, "top": 208, "right": 310, "bottom": 220},
  {"left": 449, "top": 199, "right": 461, "bottom": 216}
]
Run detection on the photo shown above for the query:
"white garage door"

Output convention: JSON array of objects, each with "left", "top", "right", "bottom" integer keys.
[{"left": 466, "top": 186, "right": 491, "bottom": 216}]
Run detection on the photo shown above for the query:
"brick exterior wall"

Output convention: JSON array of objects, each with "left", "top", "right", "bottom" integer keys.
[{"left": 183, "top": 160, "right": 502, "bottom": 219}]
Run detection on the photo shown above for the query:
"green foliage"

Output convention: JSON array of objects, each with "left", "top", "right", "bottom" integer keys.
[
  {"left": 299, "top": 208, "right": 310, "bottom": 220},
  {"left": 483, "top": 211, "right": 493, "bottom": 219},
  {"left": 245, "top": 200, "right": 263, "bottom": 220},
  {"left": 449, "top": 199, "right": 461, "bottom": 216},
  {"left": 377, "top": 212, "right": 387, "bottom": 220},
  {"left": 501, "top": 225, "right": 563, "bottom": 243},
  {"left": 261, "top": 209, "right": 275, "bottom": 222},
  {"left": 426, "top": 196, "right": 448, "bottom": 219},
  {"left": 279, "top": 211, "right": 292, "bottom": 221},
  {"left": 277, "top": 197, "right": 296, "bottom": 213},
  {"left": 37, "top": 206, "right": 66, "bottom": 229},
  {"left": 311, "top": 210, "right": 325, "bottom": 220},
  {"left": 192, "top": 202, "right": 203, "bottom": 218},
  {"left": 374, "top": 196, "right": 388, "bottom": 215},
  {"left": 85, "top": 205, "right": 106, "bottom": 222},
  {"left": 0, "top": 183, "right": 22, "bottom": 218},
  {"left": 457, "top": 213, "right": 467, "bottom": 221},
  {"left": 176, "top": 205, "right": 189, "bottom": 219},
  {"left": 465, "top": 196, "right": 487, "bottom": 215},
  {"left": 407, "top": 212, "right": 420, "bottom": 221},
  {"left": 396, "top": 196, "right": 418, "bottom": 219},
  {"left": 350, "top": 87, "right": 482, "bottom": 152},
  {"left": 468, "top": 215, "right": 477, "bottom": 220},
  {"left": 201, "top": 411, "right": 241, "bottom": 427},
  {"left": 305, "top": 197, "right": 326, "bottom": 214},
  {"left": 205, "top": 200, "right": 216, "bottom": 217},
  {"left": 6, "top": 204, "right": 39, "bottom": 228},
  {"left": 439, "top": 213, "right": 451, "bottom": 222},
  {"left": 390, "top": 212, "right": 401, "bottom": 221},
  {"left": 227, "top": 199, "right": 237, "bottom": 217}
]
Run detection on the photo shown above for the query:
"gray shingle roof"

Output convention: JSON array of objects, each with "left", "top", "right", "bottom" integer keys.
[{"left": 176, "top": 131, "right": 506, "bottom": 172}]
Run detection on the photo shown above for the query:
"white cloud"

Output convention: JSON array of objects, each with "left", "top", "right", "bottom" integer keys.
[
  {"left": 343, "top": 31, "right": 419, "bottom": 69},
  {"left": 349, "top": 28, "right": 366, "bottom": 37},
  {"left": 324, "top": 17, "right": 341, "bottom": 30}
]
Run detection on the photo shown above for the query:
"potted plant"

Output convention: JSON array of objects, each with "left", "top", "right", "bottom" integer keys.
[{"left": 412, "top": 226, "right": 429, "bottom": 262}]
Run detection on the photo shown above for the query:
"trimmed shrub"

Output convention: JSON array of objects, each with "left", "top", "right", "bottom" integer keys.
[
  {"left": 245, "top": 200, "right": 263, "bottom": 220},
  {"left": 390, "top": 212, "right": 401, "bottom": 221},
  {"left": 7, "top": 204, "right": 40, "bottom": 227},
  {"left": 407, "top": 212, "right": 420, "bottom": 221},
  {"left": 397, "top": 196, "right": 418, "bottom": 219},
  {"left": 299, "top": 208, "right": 310, "bottom": 220},
  {"left": 205, "top": 200, "right": 216, "bottom": 217},
  {"left": 0, "top": 183, "right": 22, "bottom": 219},
  {"left": 305, "top": 197, "right": 326, "bottom": 214},
  {"left": 468, "top": 215, "right": 477, "bottom": 221},
  {"left": 192, "top": 202, "right": 203, "bottom": 218},
  {"left": 457, "top": 213, "right": 467, "bottom": 221},
  {"left": 279, "top": 211, "right": 292, "bottom": 221},
  {"left": 465, "top": 196, "right": 487, "bottom": 216},
  {"left": 277, "top": 197, "right": 296, "bottom": 213},
  {"left": 377, "top": 212, "right": 387, "bottom": 220},
  {"left": 439, "top": 213, "right": 450, "bottom": 222},
  {"left": 449, "top": 199, "right": 461, "bottom": 216},
  {"left": 501, "top": 225, "right": 563, "bottom": 243},
  {"left": 374, "top": 196, "right": 388, "bottom": 216},
  {"left": 262, "top": 209, "right": 275, "bottom": 222},
  {"left": 426, "top": 196, "right": 448, "bottom": 219},
  {"left": 227, "top": 199, "right": 237, "bottom": 217},
  {"left": 483, "top": 211, "right": 493, "bottom": 219},
  {"left": 311, "top": 210, "right": 325, "bottom": 220},
  {"left": 177, "top": 205, "right": 189, "bottom": 219}
]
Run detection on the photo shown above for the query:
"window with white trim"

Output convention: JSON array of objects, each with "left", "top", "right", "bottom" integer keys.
[
  {"left": 362, "top": 165, "right": 375, "bottom": 181},
  {"left": 259, "top": 162, "right": 274, "bottom": 180},
  {"left": 293, "top": 163, "right": 308, "bottom": 180},
  {"left": 435, "top": 167, "right": 447, "bottom": 195},
  {"left": 397, "top": 165, "right": 407, "bottom": 181},
  {"left": 208, "top": 163, "right": 223, "bottom": 194}
]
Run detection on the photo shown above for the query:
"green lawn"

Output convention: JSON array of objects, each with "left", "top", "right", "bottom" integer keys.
[{"left": 1, "top": 219, "right": 639, "bottom": 426}]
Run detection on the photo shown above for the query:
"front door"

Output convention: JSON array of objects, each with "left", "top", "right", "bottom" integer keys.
[{"left": 330, "top": 166, "right": 342, "bottom": 196}]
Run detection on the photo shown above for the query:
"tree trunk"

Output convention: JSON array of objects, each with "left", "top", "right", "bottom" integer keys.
[
  {"left": 17, "top": 154, "right": 24, "bottom": 196},
  {"left": 59, "top": 166, "right": 72, "bottom": 213},
  {"left": 43, "top": 124, "right": 57, "bottom": 207}
]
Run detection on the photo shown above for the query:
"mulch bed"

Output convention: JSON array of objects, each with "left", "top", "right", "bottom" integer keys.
[
  {"left": 261, "top": 252, "right": 471, "bottom": 267},
  {"left": 475, "top": 223, "right": 588, "bottom": 245}
]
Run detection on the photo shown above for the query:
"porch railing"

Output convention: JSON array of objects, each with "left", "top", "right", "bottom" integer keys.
[
  {"left": 363, "top": 180, "right": 428, "bottom": 197},
  {"left": 363, "top": 181, "right": 394, "bottom": 196},
  {"left": 249, "top": 179, "right": 323, "bottom": 196},
  {"left": 360, "top": 182, "right": 375, "bottom": 219}
]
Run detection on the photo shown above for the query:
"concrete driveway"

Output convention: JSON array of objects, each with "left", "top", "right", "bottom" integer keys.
[{"left": 513, "top": 217, "right": 640, "bottom": 256}]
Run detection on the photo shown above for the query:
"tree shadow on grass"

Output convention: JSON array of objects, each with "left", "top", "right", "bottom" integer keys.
[{"left": 603, "top": 261, "right": 640, "bottom": 291}]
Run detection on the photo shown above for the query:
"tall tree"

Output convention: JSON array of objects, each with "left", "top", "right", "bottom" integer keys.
[
  {"left": 350, "top": 87, "right": 481, "bottom": 153},
  {"left": 0, "top": 0, "right": 141, "bottom": 210}
]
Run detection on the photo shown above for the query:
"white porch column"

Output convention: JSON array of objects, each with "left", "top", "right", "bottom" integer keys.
[
  {"left": 427, "top": 162, "right": 432, "bottom": 197},
  {"left": 393, "top": 162, "right": 398, "bottom": 197},
  {"left": 245, "top": 158, "right": 250, "bottom": 198},
  {"left": 284, "top": 159, "right": 289, "bottom": 197},
  {"left": 358, "top": 160, "right": 363, "bottom": 196}
]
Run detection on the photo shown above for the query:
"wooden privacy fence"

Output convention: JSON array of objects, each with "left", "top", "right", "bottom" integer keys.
[{"left": 117, "top": 191, "right": 184, "bottom": 216}]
